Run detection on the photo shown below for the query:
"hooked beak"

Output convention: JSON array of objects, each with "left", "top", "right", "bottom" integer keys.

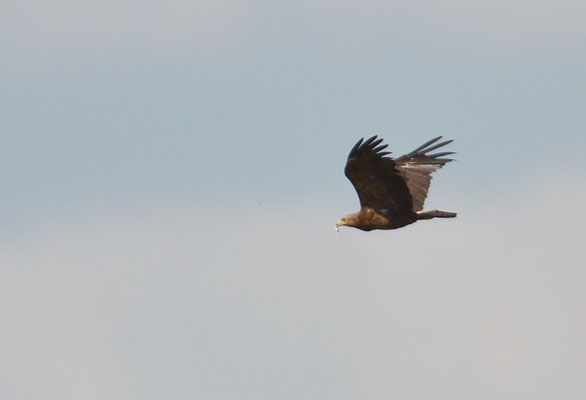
[{"left": 335, "top": 219, "right": 345, "bottom": 232}]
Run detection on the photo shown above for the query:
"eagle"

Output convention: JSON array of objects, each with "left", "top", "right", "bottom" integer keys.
[{"left": 336, "top": 135, "right": 456, "bottom": 232}]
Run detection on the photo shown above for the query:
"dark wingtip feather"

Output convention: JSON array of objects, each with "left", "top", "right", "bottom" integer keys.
[
  {"left": 373, "top": 143, "right": 389, "bottom": 152},
  {"left": 429, "top": 151, "right": 455, "bottom": 158},
  {"left": 394, "top": 136, "right": 455, "bottom": 163},
  {"left": 420, "top": 139, "right": 453, "bottom": 154},
  {"left": 347, "top": 135, "right": 394, "bottom": 160},
  {"left": 348, "top": 137, "right": 364, "bottom": 156},
  {"left": 362, "top": 135, "right": 378, "bottom": 148},
  {"left": 412, "top": 136, "right": 442, "bottom": 153},
  {"left": 370, "top": 138, "right": 384, "bottom": 149}
]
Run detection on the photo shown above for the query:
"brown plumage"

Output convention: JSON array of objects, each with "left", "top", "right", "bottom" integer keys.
[{"left": 336, "top": 135, "right": 457, "bottom": 231}]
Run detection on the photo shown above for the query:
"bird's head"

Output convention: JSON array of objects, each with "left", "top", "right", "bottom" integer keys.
[{"left": 335, "top": 213, "right": 359, "bottom": 231}]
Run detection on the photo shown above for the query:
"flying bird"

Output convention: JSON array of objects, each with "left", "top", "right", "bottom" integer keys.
[{"left": 336, "top": 135, "right": 456, "bottom": 232}]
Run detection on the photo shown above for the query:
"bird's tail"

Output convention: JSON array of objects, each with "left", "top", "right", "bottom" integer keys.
[{"left": 416, "top": 209, "right": 457, "bottom": 220}]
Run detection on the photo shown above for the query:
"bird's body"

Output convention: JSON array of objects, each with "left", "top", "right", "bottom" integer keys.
[{"left": 336, "top": 135, "right": 456, "bottom": 232}]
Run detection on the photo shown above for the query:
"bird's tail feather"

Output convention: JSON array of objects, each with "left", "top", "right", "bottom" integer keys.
[{"left": 416, "top": 210, "right": 457, "bottom": 219}]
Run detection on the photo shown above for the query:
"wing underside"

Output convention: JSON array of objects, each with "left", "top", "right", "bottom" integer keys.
[{"left": 395, "top": 136, "right": 455, "bottom": 211}]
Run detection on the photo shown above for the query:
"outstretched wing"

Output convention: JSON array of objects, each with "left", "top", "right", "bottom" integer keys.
[
  {"left": 394, "top": 136, "right": 455, "bottom": 212},
  {"left": 344, "top": 136, "right": 413, "bottom": 216}
]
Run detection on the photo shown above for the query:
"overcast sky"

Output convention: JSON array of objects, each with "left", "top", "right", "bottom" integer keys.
[{"left": 2, "top": 1, "right": 586, "bottom": 399}]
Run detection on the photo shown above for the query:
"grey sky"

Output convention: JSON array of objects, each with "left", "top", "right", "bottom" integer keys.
[{"left": 2, "top": 1, "right": 586, "bottom": 399}]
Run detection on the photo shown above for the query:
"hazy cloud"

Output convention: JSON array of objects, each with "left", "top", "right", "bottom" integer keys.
[
  {"left": 2, "top": 173, "right": 585, "bottom": 399},
  {"left": 2, "top": 0, "right": 585, "bottom": 62},
  {"left": 1, "top": 0, "right": 249, "bottom": 59}
]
